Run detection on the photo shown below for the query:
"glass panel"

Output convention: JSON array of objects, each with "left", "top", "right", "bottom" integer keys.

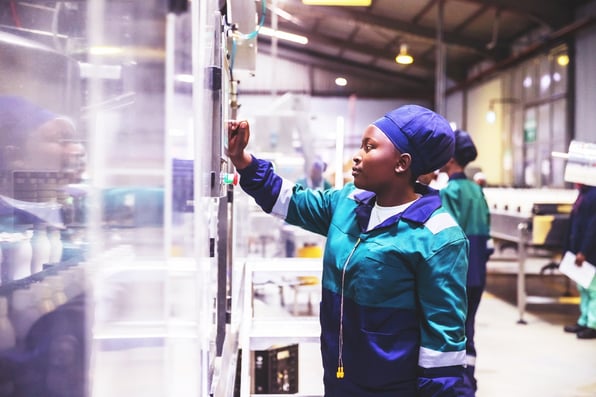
[
  {"left": 0, "top": 3, "right": 88, "bottom": 396},
  {"left": 536, "top": 103, "right": 552, "bottom": 187},
  {"left": 552, "top": 46, "right": 569, "bottom": 97},
  {"left": 551, "top": 99, "right": 569, "bottom": 187},
  {"left": 87, "top": 1, "right": 228, "bottom": 395},
  {"left": 511, "top": 108, "right": 525, "bottom": 186},
  {"left": 522, "top": 60, "right": 538, "bottom": 102},
  {"left": 517, "top": 45, "right": 569, "bottom": 189},
  {"left": 523, "top": 108, "right": 538, "bottom": 187},
  {"left": 511, "top": 67, "right": 524, "bottom": 105},
  {"left": 538, "top": 55, "right": 553, "bottom": 101},
  {"left": 0, "top": 1, "right": 234, "bottom": 396}
]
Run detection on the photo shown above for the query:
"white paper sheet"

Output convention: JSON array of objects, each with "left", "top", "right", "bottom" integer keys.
[{"left": 559, "top": 251, "right": 596, "bottom": 289}]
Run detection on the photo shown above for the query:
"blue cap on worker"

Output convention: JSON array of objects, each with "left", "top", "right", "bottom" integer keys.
[
  {"left": 312, "top": 157, "right": 327, "bottom": 172},
  {"left": 453, "top": 129, "right": 478, "bottom": 167},
  {"left": 0, "top": 95, "right": 57, "bottom": 147},
  {"left": 372, "top": 104, "right": 455, "bottom": 177}
]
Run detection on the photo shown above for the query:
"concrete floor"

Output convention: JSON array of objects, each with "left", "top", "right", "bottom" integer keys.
[
  {"left": 252, "top": 251, "right": 596, "bottom": 397},
  {"left": 476, "top": 254, "right": 596, "bottom": 397},
  {"left": 475, "top": 289, "right": 596, "bottom": 397}
]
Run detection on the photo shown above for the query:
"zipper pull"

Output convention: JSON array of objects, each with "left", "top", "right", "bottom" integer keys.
[{"left": 336, "top": 365, "right": 344, "bottom": 379}]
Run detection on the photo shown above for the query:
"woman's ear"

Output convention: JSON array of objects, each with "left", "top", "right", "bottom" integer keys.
[{"left": 395, "top": 153, "right": 412, "bottom": 175}]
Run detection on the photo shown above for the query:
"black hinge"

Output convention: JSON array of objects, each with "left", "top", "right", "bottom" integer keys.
[{"left": 205, "top": 66, "right": 222, "bottom": 91}]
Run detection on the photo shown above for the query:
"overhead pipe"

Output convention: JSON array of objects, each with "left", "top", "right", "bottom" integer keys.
[
  {"left": 486, "top": 8, "right": 501, "bottom": 50},
  {"left": 435, "top": 0, "right": 446, "bottom": 115}
]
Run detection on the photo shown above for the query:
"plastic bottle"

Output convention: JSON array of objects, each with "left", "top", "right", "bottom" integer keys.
[
  {"left": 44, "top": 275, "right": 68, "bottom": 307},
  {"left": 48, "top": 227, "right": 63, "bottom": 263},
  {"left": 1, "top": 231, "right": 33, "bottom": 282},
  {"left": 30, "top": 282, "right": 56, "bottom": 316},
  {"left": 30, "top": 224, "right": 51, "bottom": 274},
  {"left": 9, "top": 288, "right": 38, "bottom": 346},
  {"left": 0, "top": 296, "right": 16, "bottom": 350},
  {"left": 15, "top": 231, "right": 33, "bottom": 280}
]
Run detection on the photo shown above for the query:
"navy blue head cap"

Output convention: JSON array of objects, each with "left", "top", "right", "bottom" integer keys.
[
  {"left": 454, "top": 129, "right": 478, "bottom": 167},
  {"left": 372, "top": 104, "right": 455, "bottom": 177},
  {"left": 312, "top": 157, "right": 327, "bottom": 172},
  {"left": 0, "top": 95, "right": 57, "bottom": 147}
]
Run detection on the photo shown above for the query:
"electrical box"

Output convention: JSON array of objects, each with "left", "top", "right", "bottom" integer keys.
[{"left": 253, "top": 344, "right": 299, "bottom": 394}]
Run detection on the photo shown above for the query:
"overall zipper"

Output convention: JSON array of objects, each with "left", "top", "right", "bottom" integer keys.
[{"left": 337, "top": 237, "right": 361, "bottom": 379}]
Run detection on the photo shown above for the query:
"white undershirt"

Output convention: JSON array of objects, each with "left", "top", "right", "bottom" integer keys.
[{"left": 367, "top": 196, "right": 420, "bottom": 231}]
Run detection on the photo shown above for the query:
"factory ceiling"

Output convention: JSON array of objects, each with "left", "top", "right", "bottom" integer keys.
[
  {"left": 1, "top": 0, "right": 594, "bottom": 102},
  {"left": 252, "top": 0, "right": 595, "bottom": 100}
]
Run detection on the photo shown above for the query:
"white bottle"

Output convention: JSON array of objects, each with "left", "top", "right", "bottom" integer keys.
[
  {"left": 1, "top": 236, "right": 16, "bottom": 283},
  {"left": 48, "top": 227, "right": 63, "bottom": 264},
  {"left": 44, "top": 275, "right": 68, "bottom": 307},
  {"left": 30, "top": 224, "right": 51, "bottom": 274},
  {"left": 0, "top": 296, "right": 16, "bottom": 350},
  {"left": 14, "top": 231, "right": 33, "bottom": 280},
  {"left": 9, "top": 288, "right": 38, "bottom": 345},
  {"left": 1, "top": 232, "right": 33, "bottom": 282},
  {"left": 30, "top": 282, "right": 56, "bottom": 316}
]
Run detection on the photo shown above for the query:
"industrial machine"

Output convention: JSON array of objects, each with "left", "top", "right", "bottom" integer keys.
[
  {"left": 0, "top": 1, "right": 259, "bottom": 396},
  {"left": 485, "top": 187, "right": 576, "bottom": 323},
  {"left": 485, "top": 140, "right": 596, "bottom": 323}
]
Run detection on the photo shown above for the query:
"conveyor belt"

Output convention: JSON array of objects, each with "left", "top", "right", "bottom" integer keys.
[{"left": 484, "top": 188, "right": 577, "bottom": 323}]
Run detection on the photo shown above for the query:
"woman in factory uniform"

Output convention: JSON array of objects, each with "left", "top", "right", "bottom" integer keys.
[
  {"left": 228, "top": 104, "right": 469, "bottom": 396},
  {"left": 0, "top": 96, "right": 87, "bottom": 396},
  {"left": 439, "top": 130, "right": 492, "bottom": 396},
  {"left": 563, "top": 183, "right": 596, "bottom": 339},
  {"left": 0, "top": 95, "right": 85, "bottom": 182},
  {"left": 296, "top": 157, "right": 333, "bottom": 191}
]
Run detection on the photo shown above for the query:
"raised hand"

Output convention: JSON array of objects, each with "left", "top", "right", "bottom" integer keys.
[{"left": 226, "top": 120, "right": 252, "bottom": 170}]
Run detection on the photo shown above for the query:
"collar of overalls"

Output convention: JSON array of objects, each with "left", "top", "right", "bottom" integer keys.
[
  {"left": 449, "top": 172, "right": 468, "bottom": 181},
  {"left": 352, "top": 183, "right": 442, "bottom": 232}
]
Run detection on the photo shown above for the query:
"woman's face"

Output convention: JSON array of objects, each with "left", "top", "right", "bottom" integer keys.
[
  {"left": 24, "top": 118, "right": 85, "bottom": 177},
  {"left": 351, "top": 125, "right": 400, "bottom": 192}
]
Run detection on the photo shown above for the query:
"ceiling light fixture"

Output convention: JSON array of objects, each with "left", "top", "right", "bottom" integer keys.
[
  {"left": 259, "top": 26, "right": 308, "bottom": 45},
  {"left": 395, "top": 44, "right": 413, "bottom": 65},
  {"left": 335, "top": 77, "right": 347, "bottom": 86},
  {"left": 557, "top": 54, "right": 569, "bottom": 66},
  {"left": 302, "top": 0, "right": 372, "bottom": 5}
]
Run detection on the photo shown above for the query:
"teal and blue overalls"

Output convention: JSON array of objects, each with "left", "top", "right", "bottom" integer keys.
[
  {"left": 238, "top": 156, "right": 469, "bottom": 397},
  {"left": 440, "top": 172, "right": 492, "bottom": 394}
]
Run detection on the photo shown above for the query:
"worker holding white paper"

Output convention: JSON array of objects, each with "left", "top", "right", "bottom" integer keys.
[
  {"left": 562, "top": 183, "right": 596, "bottom": 339},
  {"left": 559, "top": 251, "right": 595, "bottom": 289}
]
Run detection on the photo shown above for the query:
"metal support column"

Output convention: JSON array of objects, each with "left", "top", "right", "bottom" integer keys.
[
  {"left": 435, "top": 0, "right": 446, "bottom": 115},
  {"left": 517, "top": 221, "right": 529, "bottom": 324}
]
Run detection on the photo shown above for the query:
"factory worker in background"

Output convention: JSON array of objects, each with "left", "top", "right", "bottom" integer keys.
[
  {"left": 562, "top": 182, "right": 596, "bottom": 339},
  {"left": 0, "top": 95, "right": 87, "bottom": 397},
  {"left": 439, "top": 130, "right": 493, "bottom": 396},
  {"left": 0, "top": 95, "right": 86, "bottom": 186},
  {"left": 228, "top": 104, "right": 469, "bottom": 397},
  {"left": 296, "top": 156, "right": 333, "bottom": 191}
]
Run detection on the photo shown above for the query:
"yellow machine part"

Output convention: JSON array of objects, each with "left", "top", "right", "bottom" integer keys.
[
  {"left": 532, "top": 215, "right": 555, "bottom": 245},
  {"left": 297, "top": 245, "right": 323, "bottom": 258}
]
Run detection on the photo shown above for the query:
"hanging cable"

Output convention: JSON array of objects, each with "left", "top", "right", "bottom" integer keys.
[
  {"left": 226, "top": 0, "right": 266, "bottom": 74},
  {"left": 241, "top": 0, "right": 266, "bottom": 40}
]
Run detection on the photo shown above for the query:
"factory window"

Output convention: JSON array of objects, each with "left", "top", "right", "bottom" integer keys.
[{"left": 515, "top": 45, "right": 569, "bottom": 188}]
